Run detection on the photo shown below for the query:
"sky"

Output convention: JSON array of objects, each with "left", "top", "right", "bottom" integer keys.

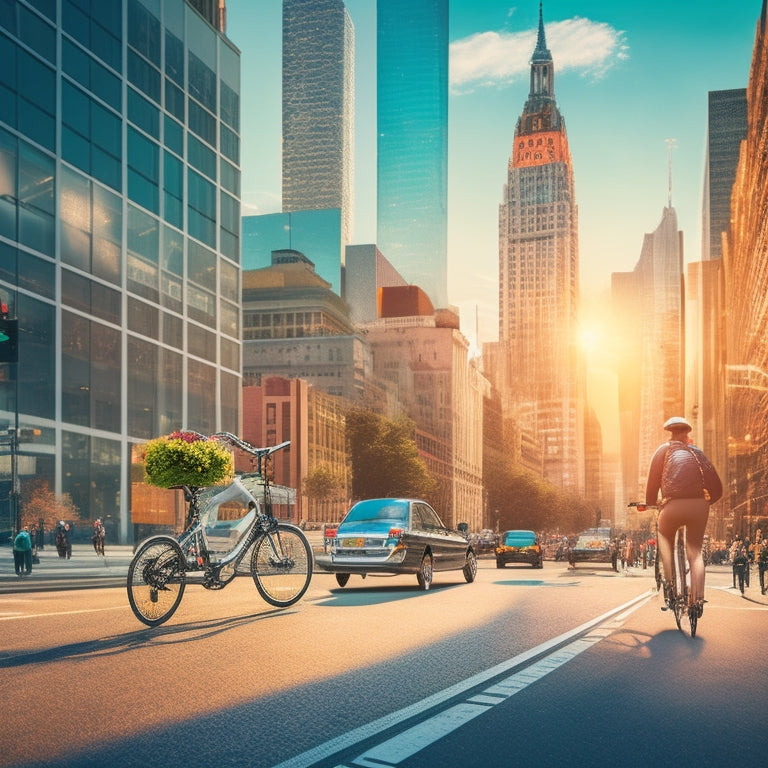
[{"left": 224, "top": 0, "right": 761, "bottom": 352}]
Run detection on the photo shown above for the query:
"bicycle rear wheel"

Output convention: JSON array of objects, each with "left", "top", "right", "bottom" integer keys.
[
  {"left": 673, "top": 529, "right": 693, "bottom": 635},
  {"left": 127, "top": 536, "right": 186, "bottom": 627},
  {"left": 251, "top": 523, "right": 312, "bottom": 607}
]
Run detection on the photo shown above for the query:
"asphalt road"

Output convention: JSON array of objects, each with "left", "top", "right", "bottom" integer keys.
[{"left": 1, "top": 556, "right": 765, "bottom": 768}]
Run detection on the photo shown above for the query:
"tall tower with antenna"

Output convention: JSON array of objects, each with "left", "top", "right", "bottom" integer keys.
[{"left": 497, "top": 2, "right": 583, "bottom": 491}]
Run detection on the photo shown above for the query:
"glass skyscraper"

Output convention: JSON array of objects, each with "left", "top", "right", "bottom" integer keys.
[
  {"left": 376, "top": 0, "right": 448, "bottom": 309},
  {"left": 0, "top": 0, "right": 241, "bottom": 541},
  {"left": 282, "top": 0, "right": 354, "bottom": 249}
]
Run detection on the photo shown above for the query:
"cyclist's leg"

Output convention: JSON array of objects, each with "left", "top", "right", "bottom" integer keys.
[
  {"left": 657, "top": 500, "right": 686, "bottom": 587},
  {"left": 680, "top": 499, "right": 709, "bottom": 603}
]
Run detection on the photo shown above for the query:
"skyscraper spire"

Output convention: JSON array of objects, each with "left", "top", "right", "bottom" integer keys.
[{"left": 532, "top": 1, "right": 551, "bottom": 62}]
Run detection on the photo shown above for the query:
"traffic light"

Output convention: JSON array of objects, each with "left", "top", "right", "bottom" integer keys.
[{"left": 0, "top": 317, "right": 18, "bottom": 363}]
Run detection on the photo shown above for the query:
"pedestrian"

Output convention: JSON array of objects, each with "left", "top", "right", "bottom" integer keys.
[
  {"left": 733, "top": 546, "right": 749, "bottom": 594},
  {"left": 92, "top": 518, "right": 105, "bottom": 555},
  {"left": 645, "top": 416, "right": 722, "bottom": 615},
  {"left": 567, "top": 543, "right": 576, "bottom": 569},
  {"left": 56, "top": 521, "right": 69, "bottom": 559},
  {"left": 610, "top": 539, "right": 619, "bottom": 572},
  {"left": 12, "top": 526, "right": 33, "bottom": 576},
  {"left": 758, "top": 539, "right": 768, "bottom": 595}
]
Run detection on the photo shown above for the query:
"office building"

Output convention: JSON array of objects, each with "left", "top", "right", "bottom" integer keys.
[
  {"left": 282, "top": 0, "right": 354, "bottom": 248},
  {"left": 0, "top": 0, "right": 240, "bottom": 541},
  {"left": 612, "top": 206, "right": 684, "bottom": 503},
  {"left": 702, "top": 89, "right": 747, "bottom": 261},
  {"left": 376, "top": 0, "right": 448, "bottom": 309},
  {"left": 495, "top": 5, "right": 583, "bottom": 490}
]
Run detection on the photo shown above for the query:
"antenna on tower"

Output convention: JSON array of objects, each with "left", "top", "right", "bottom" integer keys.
[{"left": 665, "top": 138, "right": 677, "bottom": 208}]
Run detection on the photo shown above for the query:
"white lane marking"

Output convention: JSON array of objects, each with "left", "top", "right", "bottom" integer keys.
[
  {"left": 343, "top": 604, "right": 649, "bottom": 768},
  {"left": 0, "top": 606, "right": 126, "bottom": 621},
  {"left": 351, "top": 703, "right": 490, "bottom": 768},
  {"left": 273, "top": 591, "right": 653, "bottom": 768}
]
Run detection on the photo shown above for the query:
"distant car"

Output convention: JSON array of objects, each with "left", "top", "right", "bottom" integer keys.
[
  {"left": 316, "top": 498, "right": 477, "bottom": 590},
  {"left": 495, "top": 530, "right": 543, "bottom": 568}
]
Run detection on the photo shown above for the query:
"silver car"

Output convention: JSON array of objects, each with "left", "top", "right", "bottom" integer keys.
[{"left": 316, "top": 498, "right": 477, "bottom": 590}]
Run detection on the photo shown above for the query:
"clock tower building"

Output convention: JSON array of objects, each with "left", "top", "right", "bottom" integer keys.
[{"left": 496, "top": 3, "right": 584, "bottom": 491}]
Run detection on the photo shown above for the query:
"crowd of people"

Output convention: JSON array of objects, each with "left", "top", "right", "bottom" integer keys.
[{"left": 8, "top": 518, "right": 107, "bottom": 575}]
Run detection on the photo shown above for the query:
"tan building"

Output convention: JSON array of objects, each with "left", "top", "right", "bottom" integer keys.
[
  {"left": 362, "top": 287, "right": 487, "bottom": 531},
  {"left": 723, "top": 3, "right": 768, "bottom": 540},
  {"left": 242, "top": 377, "right": 350, "bottom": 525}
]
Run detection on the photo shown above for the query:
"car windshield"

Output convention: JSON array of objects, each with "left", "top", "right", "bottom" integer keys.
[
  {"left": 503, "top": 531, "right": 536, "bottom": 547},
  {"left": 343, "top": 499, "right": 409, "bottom": 525}
]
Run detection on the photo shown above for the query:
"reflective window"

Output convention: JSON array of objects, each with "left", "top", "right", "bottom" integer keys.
[
  {"left": 158, "top": 347, "right": 182, "bottom": 434},
  {"left": 161, "top": 311, "right": 182, "bottom": 349},
  {"left": 163, "top": 115, "right": 183, "bottom": 157},
  {"left": 188, "top": 240, "right": 215, "bottom": 290},
  {"left": 220, "top": 371, "right": 240, "bottom": 434},
  {"left": 128, "top": 49, "right": 160, "bottom": 104},
  {"left": 17, "top": 294, "right": 54, "bottom": 419},
  {"left": 164, "top": 78, "right": 184, "bottom": 122},
  {"left": 220, "top": 81, "right": 239, "bottom": 132},
  {"left": 188, "top": 322, "right": 215, "bottom": 361},
  {"left": 128, "top": 0, "right": 160, "bottom": 67},
  {"left": 127, "top": 336, "right": 157, "bottom": 439},
  {"left": 188, "top": 100, "right": 216, "bottom": 147},
  {"left": 128, "top": 88, "right": 159, "bottom": 135},
  {"left": 220, "top": 124, "right": 239, "bottom": 164},
  {"left": 128, "top": 296, "right": 159, "bottom": 339},
  {"left": 188, "top": 135, "right": 215, "bottom": 180},
  {"left": 18, "top": 140, "right": 54, "bottom": 256},
  {"left": 128, "top": 127, "right": 159, "bottom": 213},
  {"left": 187, "top": 358, "right": 215, "bottom": 435},
  {"left": 165, "top": 29, "right": 184, "bottom": 88}
]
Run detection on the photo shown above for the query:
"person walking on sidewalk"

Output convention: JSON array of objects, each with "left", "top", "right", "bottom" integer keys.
[
  {"left": 12, "top": 527, "right": 33, "bottom": 576},
  {"left": 92, "top": 518, "right": 105, "bottom": 556}
]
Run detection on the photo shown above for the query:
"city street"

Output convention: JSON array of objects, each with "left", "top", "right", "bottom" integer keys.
[{"left": 0, "top": 555, "right": 766, "bottom": 768}]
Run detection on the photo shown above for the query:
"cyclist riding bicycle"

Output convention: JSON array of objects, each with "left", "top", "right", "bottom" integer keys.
[{"left": 645, "top": 416, "right": 722, "bottom": 616}]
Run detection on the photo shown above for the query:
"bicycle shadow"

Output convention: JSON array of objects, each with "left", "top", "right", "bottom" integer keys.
[{"left": 0, "top": 607, "right": 295, "bottom": 669}]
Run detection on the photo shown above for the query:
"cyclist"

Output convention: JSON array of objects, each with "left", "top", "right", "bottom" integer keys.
[{"left": 645, "top": 416, "right": 722, "bottom": 616}]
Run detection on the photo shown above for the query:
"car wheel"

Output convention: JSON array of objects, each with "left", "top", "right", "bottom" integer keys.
[
  {"left": 496, "top": 559, "right": 505, "bottom": 569},
  {"left": 335, "top": 573, "right": 350, "bottom": 587},
  {"left": 463, "top": 550, "right": 478, "bottom": 583},
  {"left": 417, "top": 553, "right": 433, "bottom": 590}
]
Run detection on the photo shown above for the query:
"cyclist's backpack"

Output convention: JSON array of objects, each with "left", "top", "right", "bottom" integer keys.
[{"left": 662, "top": 441, "right": 722, "bottom": 503}]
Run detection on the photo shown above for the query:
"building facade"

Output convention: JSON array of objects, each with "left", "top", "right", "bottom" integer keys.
[
  {"left": 496, "top": 5, "right": 583, "bottom": 491},
  {"left": 281, "top": 0, "right": 354, "bottom": 248},
  {"left": 376, "top": 0, "right": 448, "bottom": 309},
  {"left": 613, "top": 206, "right": 684, "bottom": 504},
  {"left": 723, "top": 0, "right": 768, "bottom": 540},
  {"left": 0, "top": 0, "right": 241, "bottom": 541}
]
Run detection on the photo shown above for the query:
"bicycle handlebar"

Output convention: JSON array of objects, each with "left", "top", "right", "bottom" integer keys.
[{"left": 210, "top": 431, "right": 290, "bottom": 458}]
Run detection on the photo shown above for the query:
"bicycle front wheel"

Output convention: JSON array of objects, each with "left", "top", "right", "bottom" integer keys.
[
  {"left": 250, "top": 523, "right": 313, "bottom": 607},
  {"left": 127, "top": 536, "right": 186, "bottom": 627}
]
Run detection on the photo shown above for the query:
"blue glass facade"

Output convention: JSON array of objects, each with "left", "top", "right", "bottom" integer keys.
[
  {"left": 376, "top": 0, "right": 448, "bottom": 309},
  {"left": 0, "top": 0, "right": 241, "bottom": 541},
  {"left": 242, "top": 210, "right": 343, "bottom": 296}
]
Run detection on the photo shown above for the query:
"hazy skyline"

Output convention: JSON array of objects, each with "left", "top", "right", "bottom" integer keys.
[{"left": 227, "top": 0, "right": 759, "bottom": 349}]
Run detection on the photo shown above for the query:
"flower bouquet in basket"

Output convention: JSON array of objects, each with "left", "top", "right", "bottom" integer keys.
[{"left": 143, "top": 431, "right": 234, "bottom": 489}]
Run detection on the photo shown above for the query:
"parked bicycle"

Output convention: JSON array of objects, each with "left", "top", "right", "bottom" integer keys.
[{"left": 127, "top": 433, "right": 312, "bottom": 627}]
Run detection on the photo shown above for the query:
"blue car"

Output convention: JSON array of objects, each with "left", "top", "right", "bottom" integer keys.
[{"left": 316, "top": 498, "right": 477, "bottom": 590}]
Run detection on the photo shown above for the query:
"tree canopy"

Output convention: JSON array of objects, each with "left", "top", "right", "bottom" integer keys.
[{"left": 346, "top": 408, "right": 436, "bottom": 501}]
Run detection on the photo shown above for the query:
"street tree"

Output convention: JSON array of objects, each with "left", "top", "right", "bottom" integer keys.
[{"left": 346, "top": 408, "right": 436, "bottom": 501}]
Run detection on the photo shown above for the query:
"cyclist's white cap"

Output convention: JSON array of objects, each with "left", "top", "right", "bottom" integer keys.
[{"left": 663, "top": 416, "right": 692, "bottom": 432}]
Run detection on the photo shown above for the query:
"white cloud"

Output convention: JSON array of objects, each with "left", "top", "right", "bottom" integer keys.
[{"left": 450, "top": 17, "right": 628, "bottom": 94}]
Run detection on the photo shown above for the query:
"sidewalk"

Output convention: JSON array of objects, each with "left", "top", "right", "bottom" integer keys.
[{"left": 0, "top": 542, "right": 134, "bottom": 593}]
